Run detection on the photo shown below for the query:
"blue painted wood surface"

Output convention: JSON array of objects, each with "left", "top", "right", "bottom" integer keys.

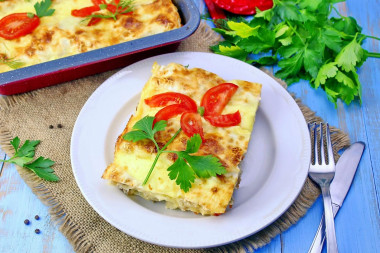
[{"left": 0, "top": 0, "right": 379, "bottom": 252}]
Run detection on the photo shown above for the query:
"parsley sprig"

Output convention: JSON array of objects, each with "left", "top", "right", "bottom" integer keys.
[
  {"left": 210, "top": 0, "right": 380, "bottom": 106},
  {"left": 0, "top": 57, "right": 25, "bottom": 69},
  {"left": 27, "top": 0, "right": 55, "bottom": 18},
  {"left": 0, "top": 137, "right": 59, "bottom": 182},
  {"left": 123, "top": 116, "right": 226, "bottom": 192},
  {"left": 88, "top": 0, "right": 133, "bottom": 21},
  {"left": 34, "top": 0, "right": 55, "bottom": 17}
]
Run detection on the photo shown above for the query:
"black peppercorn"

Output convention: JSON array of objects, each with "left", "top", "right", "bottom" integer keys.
[
  {"left": 35, "top": 215, "right": 40, "bottom": 220},
  {"left": 57, "top": 124, "right": 63, "bottom": 128},
  {"left": 49, "top": 125, "right": 54, "bottom": 129},
  {"left": 24, "top": 219, "right": 30, "bottom": 225},
  {"left": 35, "top": 229, "right": 41, "bottom": 234}
]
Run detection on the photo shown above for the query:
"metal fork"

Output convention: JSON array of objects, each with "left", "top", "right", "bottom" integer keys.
[{"left": 308, "top": 123, "right": 338, "bottom": 253}]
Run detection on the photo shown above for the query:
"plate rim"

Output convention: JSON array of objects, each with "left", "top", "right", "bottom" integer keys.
[{"left": 70, "top": 51, "right": 311, "bottom": 248}]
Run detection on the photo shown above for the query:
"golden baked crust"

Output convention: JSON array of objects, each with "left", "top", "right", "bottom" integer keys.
[
  {"left": 102, "top": 62, "right": 262, "bottom": 215},
  {"left": 0, "top": 0, "right": 181, "bottom": 73}
]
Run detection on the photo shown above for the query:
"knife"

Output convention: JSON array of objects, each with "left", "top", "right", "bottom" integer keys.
[{"left": 308, "top": 141, "right": 365, "bottom": 253}]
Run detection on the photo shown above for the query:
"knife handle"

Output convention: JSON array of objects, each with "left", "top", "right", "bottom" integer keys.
[{"left": 308, "top": 203, "right": 340, "bottom": 253}]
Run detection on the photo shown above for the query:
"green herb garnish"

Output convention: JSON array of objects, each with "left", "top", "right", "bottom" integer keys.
[
  {"left": 0, "top": 137, "right": 59, "bottom": 182},
  {"left": 87, "top": 0, "right": 133, "bottom": 21},
  {"left": 123, "top": 116, "right": 226, "bottom": 192},
  {"left": 34, "top": 0, "right": 55, "bottom": 18},
  {"left": 0, "top": 57, "right": 25, "bottom": 69},
  {"left": 210, "top": 0, "right": 380, "bottom": 106}
]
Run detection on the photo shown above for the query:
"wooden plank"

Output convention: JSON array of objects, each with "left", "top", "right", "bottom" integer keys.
[
  {"left": 282, "top": 0, "right": 380, "bottom": 252},
  {"left": 333, "top": 0, "right": 380, "bottom": 252},
  {"left": 0, "top": 161, "right": 74, "bottom": 253},
  {"left": 344, "top": 0, "right": 380, "bottom": 208}
]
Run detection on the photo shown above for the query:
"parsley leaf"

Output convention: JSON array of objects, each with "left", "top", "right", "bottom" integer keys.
[
  {"left": 0, "top": 54, "right": 25, "bottom": 70},
  {"left": 123, "top": 117, "right": 226, "bottom": 192},
  {"left": 315, "top": 62, "right": 339, "bottom": 88},
  {"left": 238, "top": 27, "right": 275, "bottom": 54},
  {"left": 167, "top": 134, "right": 226, "bottom": 192},
  {"left": 25, "top": 157, "right": 59, "bottom": 182},
  {"left": 335, "top": 35, "right": 365, "bottom": 72},
  {"left": 211, "top": 43, "right": 249, "bottom": 61},
  {"left": 167, "top": 157, "right": 195, "bottom": 193},
  {"left": 211, "top": 0, "right": 380, "bottom": 106},
  {"left": 34, "top": 0, "right": 55, "bottom": 18},
  {"left": 255, "top": 7, "right": 274, "bottom": 21},
  {"left": 184, "top": 153, "right": 225, "bottom": 178},
  {"left": 226, "top": 21, "right": 260, "bottom": 38},
  {"left": 320, "top": 26, "right": 344, "bottom": 53},
  {"left": 124, "top": 116, "right": 167, "bottom": 143},
  {"left": 10, "top": 137, "right": 20, "bottom": 151},
  {"left": 249, "top": 55, "right": 278, "bottom": 66},
  {"left": 1, "top": 59, "right": 25, "bottom": 69},
  {"left": 274, "top": 0, "right": 302, "bottom": 22},
  {"left": 0, "top": 137, "right": 59, "bottom": 182},
  {"left": 15, "top": 139, "right": 40, "bottom": 159},
  {"left": 298, "top": 0, "right": 323, "bottom": 11},
  {"left": 331, "top": 16, "right": 362, "bottom": 36},
  {"left": 184, "top": 133, "right": 202, "bottom": 153}
]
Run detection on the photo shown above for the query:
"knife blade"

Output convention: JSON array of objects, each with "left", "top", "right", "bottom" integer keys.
[{"left": 308, "top": 141, "right": 365, "bottom": 253}]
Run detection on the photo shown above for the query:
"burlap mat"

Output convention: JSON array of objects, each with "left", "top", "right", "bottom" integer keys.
[{"left": 0, "top": 22, "right": 350, "bottom": 252}]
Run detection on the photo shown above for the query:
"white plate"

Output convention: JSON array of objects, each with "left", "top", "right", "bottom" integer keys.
[{"left": 71, "top": 52, "right": 310, "bottom": 248}]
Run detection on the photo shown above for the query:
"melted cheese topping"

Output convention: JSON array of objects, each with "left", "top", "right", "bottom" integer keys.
[
  {"left": 0, "top": 0, "right": 181, "bottom": 73},
  {"left": 102, "top": 63, "right": 262, "bottom": 215}
]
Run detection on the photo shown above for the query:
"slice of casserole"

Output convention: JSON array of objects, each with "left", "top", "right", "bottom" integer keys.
[{"left": 102, "top": 62, "right": 262, "bottom": 215}]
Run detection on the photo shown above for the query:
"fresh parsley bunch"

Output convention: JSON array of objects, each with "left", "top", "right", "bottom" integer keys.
[
  {"left": 210, "top": 0, "right": 380, "bottom": 106},
  {"left": 123, "top": 116, "right": 226, "bottom": 192},
  {"left": 1, "top": 137, "right": 59, "bottom": 182}
]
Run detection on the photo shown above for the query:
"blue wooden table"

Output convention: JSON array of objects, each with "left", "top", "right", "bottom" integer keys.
[{"left": 0, "top": 0, "right": 379, "bottom": 252}]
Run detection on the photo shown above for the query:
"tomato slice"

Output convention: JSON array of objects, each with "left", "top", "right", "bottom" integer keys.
[
  {"left": 0, "top": 13, "right": 40, "bottom": 40},
  {"left": 212, "top": 0, "right": 273, "bottom": 15},
  {"left": 106, "top": 0, "right": 132, "bottom": 14},
  {"left": 154, "top": 104, "right": 193, "bottom": 125},
  {"left": 145, "top": 92, "right": 198, "bottom": 112},
  {"left": 204, "top": 111, "right": 241, "bottom": 127},
  {"left": 106, "top": 4, "right": 117, "bottom": 13},
  {"left": 92, "top": 0, "right": 106, "bottom": 5},
  {"left": 201, "top": 83, "right": 238, "bottom": 116},
  {"left": 71, "top": 6, "right": 100, "bottom": 17},
  {"left": 181, "top": 112, "right": 204, "bottom": 139},
  {"left": 87, "top": 17, "right": 101, "bottom": 26}
]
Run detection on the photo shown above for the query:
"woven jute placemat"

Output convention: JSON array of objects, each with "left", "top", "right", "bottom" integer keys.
[{"left": 0, "top": 22, "right": 350, "bottom": 252}]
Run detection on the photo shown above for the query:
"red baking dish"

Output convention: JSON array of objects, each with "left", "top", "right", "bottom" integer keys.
[{"left": 0, "top": 0, "right": 200, "bottom": 95}]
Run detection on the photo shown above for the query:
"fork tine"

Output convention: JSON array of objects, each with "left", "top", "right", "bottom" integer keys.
[
  {"left": 308, "top": 122, "right": 313, "bottom": 132},
  {"left": 313, "top": 123, "right": 318, "bottom": 165},
  {"left": 320, "top": 123, "right": 326, "bottom": 165},
  {"left": 326, "top": 123, "right": 334, "bottom": 165}
]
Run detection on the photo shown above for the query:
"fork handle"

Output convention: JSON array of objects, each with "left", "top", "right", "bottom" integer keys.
[
  {"left": 321, "top": 186, "right": 339, "bottom": 253},
  {"left": 308, "top": 203, "right": 340, "bottom": 253}
]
